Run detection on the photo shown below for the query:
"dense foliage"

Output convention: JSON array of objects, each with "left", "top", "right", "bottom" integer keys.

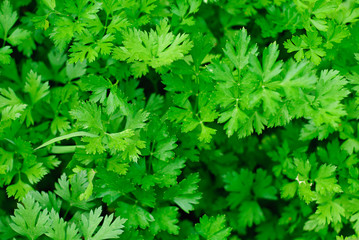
[{"left": 1, "top": 0, "right": 359, "bottom": 239}]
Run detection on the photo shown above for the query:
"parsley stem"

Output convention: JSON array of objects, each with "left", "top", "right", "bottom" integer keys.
[
  {"left": 2, "top": 30, "right": 8, "bottom": 47},
  {"left": 102, "top": 13, "right": 109, "bottom": 35},
  {"left": 147, "top": 141, "right": 155, "bottom": 173},
  {"left": 4, "top": 138, "right": 15, "bottom": 145},
  {"left": 193, "top": 94, "right": 198, "bottom": 114},
  {"left": 34, "top": 131, "right": 97, "bottom": 151},
  {"left": 50, "top": 145, "right": 85, "bottom": 154},
  {"left": 105, "top": 15, "right": 109, "bottom": 28},
  {"left": 193, "top": 71, "right": 200, "bottom": 114},
  {"left": 123, "top": 194, "right": 136, "bottom": 202},
  {"left": 63, "top": 206, "right": 71, "bottom": 219}
]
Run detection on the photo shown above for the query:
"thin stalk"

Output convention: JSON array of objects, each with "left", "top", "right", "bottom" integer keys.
[
  {"left": 50, "top": 145, "right": 85, "bottom": 154},
  {"left": 193, "top": 68, "right": 200, "bottom": 114},
  {"left": 102, "top": 13, "right": 109, "bottom": 35},
  {"left": 63, "top": 206, "right": 71, "bottom": 219},
  {"left": 34, "top": 131, "right": 98, "bottom": 151},
  {"left": 147, "top": 141, "right": 156, "bottom": 174},
  {"left": 2, "top": 30, "right": 8, "bottom": 47}
]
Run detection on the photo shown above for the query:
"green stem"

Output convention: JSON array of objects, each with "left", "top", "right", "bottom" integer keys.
[
  {"left": 123, "top": 194, "right": 136, "bottom": 203},
  {"left": 50, "top": 145, "right": 85, "bottom": 154},
  {"left": 35, "top": 131, "right": 98, "bottom": 151},
  {"left": 147, "top": 141, "right": 156, "bottom": 173},
  {"left": 152, "top": 78, "right": 158, "bottom": 93},
  {"left": 193, "top": 93, "right": 199, "bottom": 114},
  {"left": 102, "top": 14, "right": 109, "bottom": 35},
  {"left": 193, "top": 70, "right": 200, "bottom": 114},
  {"left": 63, "top": 206, "right": 71, "bottom": 219},
  {"left": 4, "top": 138, "right": 15, "bottom": 145},
  {"left": 2, "top": 30, "right": 8, "bottom": 47}
]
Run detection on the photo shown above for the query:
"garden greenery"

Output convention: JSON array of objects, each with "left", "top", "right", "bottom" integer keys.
[{"left": 1, "top": 0, "right": 359, "bottom": 239}]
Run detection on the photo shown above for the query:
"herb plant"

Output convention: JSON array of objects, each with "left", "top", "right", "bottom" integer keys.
[{"left": 1, "top": 0, "right": 359, "bottom": 239}]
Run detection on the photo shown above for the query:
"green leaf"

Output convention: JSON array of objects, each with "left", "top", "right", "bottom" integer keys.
[
  {"left": 164, "top": 173, "right": 202, "bottom": 213},
  {"left": 6, "top": 179, "right": 33, "bottom": 200},
  {"left": 125, "top": 109, "right": 149, "bottom": 130},
  {"left": 113, "top": 20, "right": 193, "bottom": 77},
  {"left": 144, "top": 119, "right": 177, "bottom": 161},
  {"left": 324, "top": 22, "right": 350, "bottom": 48},
  {"left": 42, "top": 0, "right": 56, "bottom": 10},
  {"left": 78, "top": 207, "right": 126, "bottom": 240},
  {"left": 24, "top": 70, "right": 50, "bottom": 104},
  {"left": 153, "top": 136, "right": 177, "bottom": 161},
  {"left": 120, "top": 138, "right": 146, "bottom": 162},
  {"left": 30, "top": 191, "right": 62, "bottom": 212},
  {"left": 107, "top": 15, "right": 129, "bottom": 34},
  {"left": 310, "top": 69, "right": 349, "bottom": 128},
  {"left": 281, "top": 182, "right": 297, "bottom": 199},
  {"left": 1, "top": 104, "right": 27, "bottom": 121},
  {"left": 54, "top": 171, "right": 96, "bottom": 210},
  {"left": 239, "top": 200, "right": 265, "bottom": 227},
  {"left": 0, "top": 46, "right": 12, "bottom": 64},
  {"left": 69, "top": 32, "right": 115, "bottom": 63},
  {"left": 22, "top": 161, "right": 48, "bottom": 184},
  {"left": 49, "top": 17, "right": 75, "bottom": 50},
  {"left": 294, "top": 158, "right": 311, "bottom": 180},
  {"left": 96, "top": 34, "right": 115, "bottom": 55},
  {"left": 350, "top": 212, "right": 359, "bottom": 234},
  {"left": 80, "top": 75, "right": 112, "bottom": 103},
  {"left": 218, "top": 106, "right": 248, "bottom": 137},
  {"left": 341, "top": 138, "right": 359, "bottom": 155},
  {"left": 116, "top": 202, "right": 154, "bottom": 229},
  {"left": 195, "top": 215, "right": 231, "bottom": 240},
  {"left": 355, "top": 53, "right": 359, "bottom": 62},
  {"left": 46, "top": 210, "right": 81, "bottom": 240},
  {"left": 223, "top": 169, "right": 254, "bottom": 209},
  {"left": 253, "top": 169, "right": 277, "bottom": 200},
  {"left": 0, "top": 216, "right": 17, "bottom": 239},
  {"left": 199, "top": 123, "right": 217, "bottom": 143},
  {"left": 7, "top": 28, "right": 31, "bottom": 46},
  {"left": 70, "top": 101, "right": 104, "bottom": 133},
  {"left": 76, "top": 1, "right": 102, "bottom": 20},
  {"left": 9, "top": 194, "right": 50, "bottom": 240},
  {"left": 191, "top": 33, "right": 216, "bottom": 68},
  {"left": 50, "top": 116, "right": 71, "bottom": 135},
  {"left": 250, "top": 42, "right": 283, "bottom": 83},
  {"left": 284, "top": 31, "right": 326, "bottom": 65},
  {"left": 152, "top": 158, "right": 186, "bottom": 187},
  {"left": 223, "top": 28, "right": 258, "bottom": 72},
  {"left": 304, "top": 199, "right": 345, "bottom": 230},
  {"left": 94, "top": 168, "right": 135, "bottom": 204},
  {"left": 150, "top": 207, "right": 179, "bottom": 235},
  {"left": 310, "top": 18, "right": 328, "bottom": 32},
  {"left": 107, "top": 129, "right": 135, "bottom": 154},
  {"left": 315, "top": 164, "right": 342, "bottom": 195},
  {"left": 69, "top": 42, "right": 98, "bottom": 64},
  {"left": 0, "top": 0, "right": 17, "bottom": 36},
  {"left": 32, "top": 15, "right": 49, "bottom": 30},
  {"left": 83, "top": 136, "right": 105, "bottom": 154},
  {"left": 208, "top": 60, "right": 236, "bottom": 84},
  {"left": 66, "top": 61, "right": 87, "bottom": 81}
]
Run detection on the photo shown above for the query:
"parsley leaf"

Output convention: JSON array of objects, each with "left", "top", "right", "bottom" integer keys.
[
  {"left": 113, "top": 20, "right": 193, "bottom": 77},
  {"left": 194, "top": 215, "right": 231, "bottom": 240},
  {"left": 164, "top": 173, "right": 202, "bottom": 213},
  {"left": 78, "top": 207, "right": 126, "bottom": 240},
  {"left": 9, "top": 194, "right": 50, "bottom": 240}
]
